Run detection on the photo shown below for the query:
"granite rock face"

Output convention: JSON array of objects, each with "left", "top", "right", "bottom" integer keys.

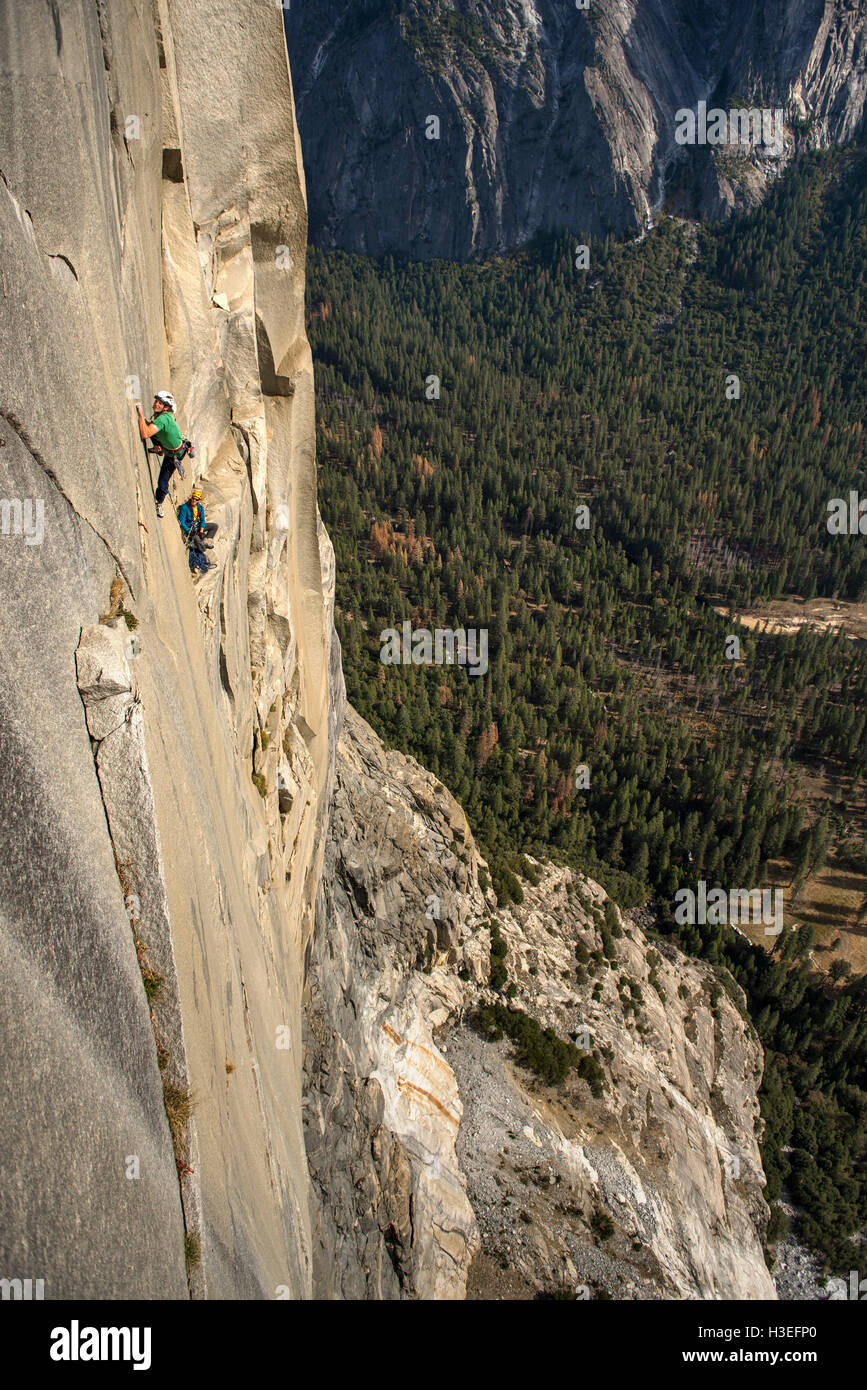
[
  {"left": 1, "top": 0, "right": 781, "bottom": 1304},
  {"left": 304, "top": 706, "right": 485, "bottom": 1298},
  {"left": 304, "top": 711, "right": 775, "bottom": 1300},
  {"left": 448, "top": 870, "right": 776, "bottom": 1300},
  {"left": 0, "top": 0, "right": 336, "bottom": 1298},
  {"left": 286, "top": 0, "right": 867, "bottom": 259}
]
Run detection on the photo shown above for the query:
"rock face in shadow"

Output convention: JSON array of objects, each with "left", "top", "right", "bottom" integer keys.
[
  {"left": 0, "top": 0, "right": 337, "bottom": 1298},
  {"left": 305, "top": 710, "right": 775, "bottom": 1299},
  {"left": 285, "top": 0, "right": 867, "bottom": 260}
]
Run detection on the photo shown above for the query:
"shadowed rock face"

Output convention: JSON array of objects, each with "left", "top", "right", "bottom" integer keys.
[
  {"left": 0, "top": 0, "right": 337, "bottom": 1298},
  {"left": 285, "top": 0, "right": 867, "bottom": 260}
]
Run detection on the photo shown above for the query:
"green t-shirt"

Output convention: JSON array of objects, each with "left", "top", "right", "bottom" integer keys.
[{"left": 149, "top": 410, "right": 183, "bottom": 451}]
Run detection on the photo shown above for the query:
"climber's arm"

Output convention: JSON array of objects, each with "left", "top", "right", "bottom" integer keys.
[{"left": 135, "top": 402, "right": 158, "bottom": 440}]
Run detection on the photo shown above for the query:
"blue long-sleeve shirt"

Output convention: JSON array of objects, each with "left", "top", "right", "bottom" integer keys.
[{"left": 178, "top": 500, "right": 205, "bottom": 536}]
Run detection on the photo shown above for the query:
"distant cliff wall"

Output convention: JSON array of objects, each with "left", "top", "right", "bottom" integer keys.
[{"left": 286, "top": 0, "right": 867, "bottom": 259}]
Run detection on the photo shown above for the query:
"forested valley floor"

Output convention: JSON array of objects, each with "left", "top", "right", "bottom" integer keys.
[{"left": 308, "top": 146, "right": 867, "bottom": 1274}]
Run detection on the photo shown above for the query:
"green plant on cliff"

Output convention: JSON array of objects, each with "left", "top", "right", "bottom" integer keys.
[
  {"left": 184, "top": 1231, "right": 201, "bottom": 1277},
  {"left": 402, "top": 1, "right": 508, "bottom": 73},
  {"left": 488, "top": 919, "right": 508, "bottom": 990},
  {"left": 474, "top": 1002, "right": 581, "bottom": 1086},
  {"left": 162, "top": 1081, "right": 194, "bottom": 1164},
  {"left": 252, "top": 772, "right": 268, "bottom": 799}
]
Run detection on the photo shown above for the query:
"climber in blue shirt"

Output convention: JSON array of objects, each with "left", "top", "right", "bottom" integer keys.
[{"left": 178, "top": 486, "right": 218, "bottom": 573}]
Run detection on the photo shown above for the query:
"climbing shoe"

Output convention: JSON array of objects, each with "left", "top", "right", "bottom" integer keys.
[{"left": 155, "top": 501, "right": 164, "bottom": 517}]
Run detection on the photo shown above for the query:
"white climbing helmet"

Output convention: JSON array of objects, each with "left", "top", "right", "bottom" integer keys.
[{"left": 154, "top": 390, "right": 176, "bottom": 411}]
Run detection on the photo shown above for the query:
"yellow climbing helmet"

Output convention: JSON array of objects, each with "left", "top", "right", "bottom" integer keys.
[{"left": 191, "top": 486, "right": 203, "bottom": 501}]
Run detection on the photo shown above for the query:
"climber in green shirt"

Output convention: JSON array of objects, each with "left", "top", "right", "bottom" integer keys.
[{"left": 136, "top": 391, "right": 186, "bottom": 517}]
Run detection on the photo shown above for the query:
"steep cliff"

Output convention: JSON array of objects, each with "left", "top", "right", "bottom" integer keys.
[
  {"left": 285, "top": 0, "right": 867, "bottom": 259},
  {"left": 0, "top": 0, "right": 338, "bottom": 1298},
  {"left": 305, "top": 706, "right": 483, "bottom": 1298},
  {"left": 0, "top": 0, "right": 778, "bottom": 1304},
  {"left": 304, "top": 710, "right": 775, "bottom": 1300}
]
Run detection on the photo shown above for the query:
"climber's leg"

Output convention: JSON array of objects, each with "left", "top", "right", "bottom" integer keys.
[{"left": 154, "top": 456, "right": 177, "bottom": 510}]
